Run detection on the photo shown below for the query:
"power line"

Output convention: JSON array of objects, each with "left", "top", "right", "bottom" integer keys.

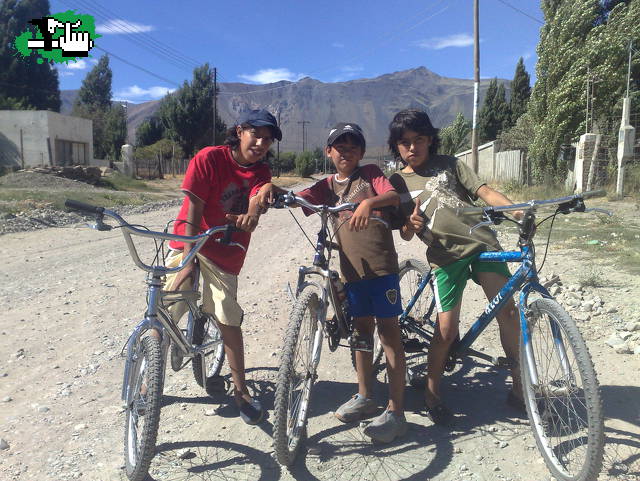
[
  {"left": 94, "top": 46, "right": 181, "bottom": 88},
  {"left": 58, "top": 0, "right": 203, "bottom": 74},
  {"left": 494, "top": 0, "right": 544, "bottom": 25}
]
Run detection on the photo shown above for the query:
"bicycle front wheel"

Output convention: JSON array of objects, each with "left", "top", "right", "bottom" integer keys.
[
  {"left": 124, "top": 336, "right": 164, "bottom": 481},
  {"left": 191, "top": 313, "right": 225, "bottom": 388},
  {"left": 521, "top": 298, "right": 604, "bottom": 481},
  {"left": 399, "top": 258, "right": 435, "bottom": 387},
  {"left": 273, "top": 288, "right": 321, "bottom": 466}
]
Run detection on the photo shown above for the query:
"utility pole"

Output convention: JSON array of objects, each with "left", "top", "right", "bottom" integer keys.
[
  {"left": 298, "top": 120, "right": 310, "bottom": 152},
  {"left": 470, "top": 0, "right": 480, "bottom": 174},
  {"left": 617, "top": 39, "right": 636, "bottom": 199},
  {"left": 276, "top": 110, "right": 281, "bottom": 177},
  {"left": 212, "top": 67, "right": 218, "bottom": 145}
]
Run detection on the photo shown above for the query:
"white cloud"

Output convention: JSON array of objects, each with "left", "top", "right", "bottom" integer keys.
[
  {"left": 414, "top": 33, "right": 474, "bottom": 50},
  {"left": 332, "top": 42, "right": 344, "bottom": 48},
  {"left": 96, "top": 19, "right": 155, "bottom": 35},
  {"left": 238, "top": 68, "right": 305, "bottom": 84},
  {"left": 58, "top": 71, "right": 75, "bottom": 77},
  {"left": 114, "top": 85, "right": 175, "bottom": 101},
  {"left": 66, "top": 59, "right": 88, "bottom": 70}
]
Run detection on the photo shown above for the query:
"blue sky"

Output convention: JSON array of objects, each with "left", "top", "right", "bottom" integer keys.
[{"left": 49, "top": 0, "right": 544, "bottom": 103}]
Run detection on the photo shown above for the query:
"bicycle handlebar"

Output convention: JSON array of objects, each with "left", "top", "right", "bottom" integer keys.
[
  {"left": 456, "top": 190, "right": 607, "bottom": 216},
  {"left": 65, "top": 199, "right": 244, "bottom": 275},
  {"left": 272, "top": 191, "right": 389, "bottom": 228}
]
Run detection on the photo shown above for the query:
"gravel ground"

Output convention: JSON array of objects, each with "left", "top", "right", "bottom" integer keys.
[{"left": 0, "top": 175, "right": 638, "bottom": 481}]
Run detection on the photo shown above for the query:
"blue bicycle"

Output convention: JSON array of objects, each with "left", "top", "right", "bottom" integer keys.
[{"left": 385, "top": 191, "right": 606, "bottom": 481}]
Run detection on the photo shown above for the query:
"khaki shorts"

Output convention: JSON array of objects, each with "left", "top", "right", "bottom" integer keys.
[{"left": 164, "top": 250, "right": 244, "bottom": 327}]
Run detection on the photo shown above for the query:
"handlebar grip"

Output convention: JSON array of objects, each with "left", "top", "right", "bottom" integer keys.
[
  {"left": 580, "top": 190, "right": 606, "bottom": 199},
  {"left": 65, "top": 199, "right": 104, "bottom": 214},
  {"left": 221, "top": 224, "right": 239, "bottom": 244}
]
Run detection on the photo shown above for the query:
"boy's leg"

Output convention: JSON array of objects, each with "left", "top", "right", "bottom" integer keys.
[
  {"left": 197, "top": 255, "right": 263, "bottom": 422},
  {"left": 376, "top": 316, "right": 405, "bottom": 414},
  {"left": 475, "top": 270, "right": 522, "bottom": 399},
  {"left": 425, "top": 302, "right": 462, "bottom": 408},
  {"left": 353, "top": 316, "right": 376, "bottom": 399}
]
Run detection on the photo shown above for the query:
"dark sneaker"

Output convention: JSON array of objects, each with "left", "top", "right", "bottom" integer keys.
[
  {"left": 334, "top": 394, "right": 378, "bottom": 423},
  {"left": 363, "top": 410, "right": 408, "bottom": 443},
  {"left": 238, "top": 398, "right": 264, "bottom": 425}
]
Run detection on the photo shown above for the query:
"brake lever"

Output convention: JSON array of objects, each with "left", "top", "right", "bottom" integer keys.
[
  {"left": 91, "top": 216, "right": 112, "bottom": 231},
  {"left": 469, "top": 219, "right": 494, "bottom": 234},
  {"left": 585, "top": 207, "right": 612, "bottom": 216}
]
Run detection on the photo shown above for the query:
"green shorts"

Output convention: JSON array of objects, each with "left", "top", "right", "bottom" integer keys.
[{"left": 432, "top": 252, "right": 511, "bottom": 313}]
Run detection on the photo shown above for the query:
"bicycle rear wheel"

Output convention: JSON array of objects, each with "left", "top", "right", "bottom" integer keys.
[
  {"left": 124, "top": 336, "right": 163, "bottom": 481},
  {"left": 521, "top": 298, "right": 604, "bottom": 481},
  {"left": 191, "top": 313, "right": 225, "bottom": 388},
  {"left": 273, "top": 288, "right": 321, "bottom": 466},
  {"left": 398, "top": 258, "right": 435, "bottom": 388}
]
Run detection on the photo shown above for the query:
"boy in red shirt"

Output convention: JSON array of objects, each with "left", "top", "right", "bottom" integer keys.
[{"left": 166, "top": 109, "right": 281, "bottom": 424}]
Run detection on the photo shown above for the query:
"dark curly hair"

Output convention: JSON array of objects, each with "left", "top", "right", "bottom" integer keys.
[{"left": 387, "top": 109, "right": 441, "bottom": 160}]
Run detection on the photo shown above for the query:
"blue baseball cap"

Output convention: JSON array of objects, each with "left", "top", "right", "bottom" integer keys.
[{"left": 236, "top": 109, "right": 282, "bottom": 141}]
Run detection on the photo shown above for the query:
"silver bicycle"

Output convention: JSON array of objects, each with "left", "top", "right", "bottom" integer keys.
[
  {"left": 270, "top": 192, "right": 388, "bottom": 466},
  {"left": 65, "top": 200, "right": 239, "bottom": 481}
]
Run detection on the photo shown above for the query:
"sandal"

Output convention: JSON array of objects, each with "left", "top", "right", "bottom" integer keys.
[
  {"left": 238, "top": 398, "right": 265, "bottom": 425},
  {"left": 425, "top": 403, "right": 453, "bottom": 425}
]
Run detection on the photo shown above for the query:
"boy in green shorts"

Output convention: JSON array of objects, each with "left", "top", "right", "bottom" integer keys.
[{"left": 387, "top": 109, "right": 523, "bottom": 425}]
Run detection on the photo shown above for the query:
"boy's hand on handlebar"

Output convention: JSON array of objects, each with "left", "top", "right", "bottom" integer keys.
[
  {"left": 254, "top": 183, "right": 276, "bottom": 210},
  {"left": 349, "top": 199, "right": 372, "bottom": 231},
  {"left": 225, "top": 213, "right": 259, "bottom": 232}
]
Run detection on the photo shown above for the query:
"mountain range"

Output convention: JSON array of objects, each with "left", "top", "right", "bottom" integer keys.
[{"left": 61, "top": 67, "right": 509, "bottom": 156}]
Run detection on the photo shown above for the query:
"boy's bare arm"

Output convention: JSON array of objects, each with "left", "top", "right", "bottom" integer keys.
[
  {"left": 476, "top": 185, "right": 523, "bottom": 220},
  {"left": 349, "top": 190, "right": 400, "bottom": 231}
]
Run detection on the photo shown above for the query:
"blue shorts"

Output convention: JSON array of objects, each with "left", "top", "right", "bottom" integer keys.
[{"left": 345, "top": 273, "right": 403, "bottom": 319}]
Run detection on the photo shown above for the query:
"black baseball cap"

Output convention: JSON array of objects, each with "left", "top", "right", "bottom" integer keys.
[
  {"left": 236, "top": 109, "right": 282, "bottom": 141},
  {"left": 327, "top": 122, "right": 366, "bottom": 150}
]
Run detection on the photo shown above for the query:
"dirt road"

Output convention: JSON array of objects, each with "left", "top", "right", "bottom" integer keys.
[{"left": 0, "top": 195, "right": 638, "bottom": 481}]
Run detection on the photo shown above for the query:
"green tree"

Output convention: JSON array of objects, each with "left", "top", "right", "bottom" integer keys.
[
  {"left": 508, "top": 57, "right": 531, "bottom": 127},
  {"left": 497, "top": 111, "right": 535, "bottom": 152},
  {"left": 278, "top": 152, "right": 297, "bottom": 172},
  {"left": 136, "top": 116, "right": 164, "bottom": 146},
  {"left": 295, "top": 151, "right": 315, "bottom": 177},
  {"left": 529, "top": 0, "right": 639, "bottom": 180},
  {"left": 159, "top": 64, "right": 226, "bottom": 157},
  {"left": 0, "top": 0, "right": 60, "bottom": 110},
  {"left": 75, "top": 55, "right": 112, "bottom": 111},
  {"left": 440, "top": 112, "right": 471, "bottom": 155},
  {"left": 478, "top": 78, "right": 510, "bottom": 143},
  {"left": 103, "top": 104, "right": 127, "bottom": 160}
]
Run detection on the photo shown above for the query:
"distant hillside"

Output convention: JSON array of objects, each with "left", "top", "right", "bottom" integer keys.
[{"left": 62, "top": 67, "right": 509, "bottom": 155}]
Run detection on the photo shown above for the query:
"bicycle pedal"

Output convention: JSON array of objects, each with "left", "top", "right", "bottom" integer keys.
[{"left": 404, "top": 338, "right": 427, "bottom": 353}]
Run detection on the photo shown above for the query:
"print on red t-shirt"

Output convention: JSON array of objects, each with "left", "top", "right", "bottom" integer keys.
[{"left": 169, "top": 145, "right": 271, "bottom": 275}]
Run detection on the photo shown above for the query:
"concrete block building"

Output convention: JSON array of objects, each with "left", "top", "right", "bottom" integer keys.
[{"left": 0, "top": 110, "right": 93, "bottom": 169}]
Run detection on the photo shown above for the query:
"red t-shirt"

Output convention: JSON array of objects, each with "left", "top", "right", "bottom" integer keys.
[
  {"left": 297, "top": 164, "right": 399, "bottom": 282},
  {"left": 169, "top": 145, "right": 271, "bottom": 275}
]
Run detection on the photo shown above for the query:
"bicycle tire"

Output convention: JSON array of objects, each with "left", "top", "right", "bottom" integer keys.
[
  {"left": 273, "top": 288, "right": 321, "bottom": 466},
  {"left": 124, "top": 336, "right": 164, "bottom": 481},
  {"left": 191, "top": 313, "right": 225, "bottom": 387},
  {"left": 521, "top": 298, "right": 604, "bottom": 481},
  {"left": 399, "top": 258, "right": 435, "bottom": 387}
]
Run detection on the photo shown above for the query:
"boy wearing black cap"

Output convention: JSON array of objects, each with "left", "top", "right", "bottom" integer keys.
[
  {"left": 165, "top": 109, "right": 282, "bottom": 424},
  {"left": 294, "top": 122, "right": 408, "bottom": 443}
]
